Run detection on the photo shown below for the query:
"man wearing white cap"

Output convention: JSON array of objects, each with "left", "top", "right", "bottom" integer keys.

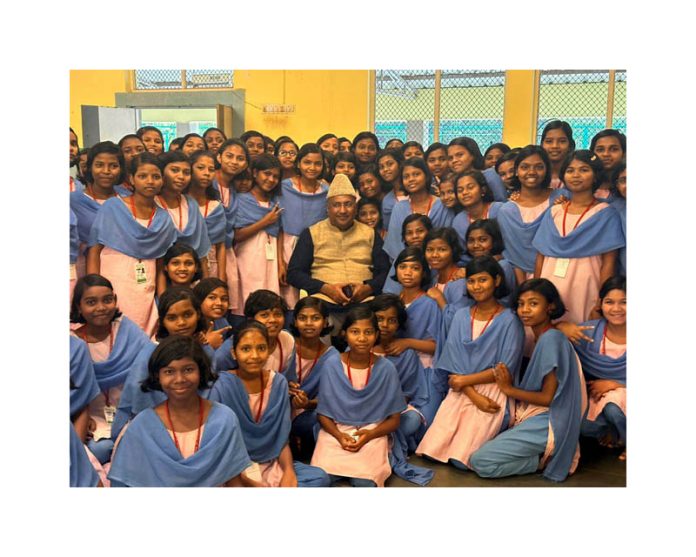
[{"left": 287, "top": 174, "right": 389, "bottom": 311}]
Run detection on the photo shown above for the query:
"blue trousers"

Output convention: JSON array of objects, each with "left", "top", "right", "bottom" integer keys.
[
  {"left": 295, "top": 461, "right": 331, "bottom": 487},
  {"left": 469, "top": 414, "right": 549, "bottom": 478},
  {"left": 328, "top": 474, "right": 377, "bottom": 487},
  {"left": 581, "top": 402, "right": 626, "bottom": 445}
]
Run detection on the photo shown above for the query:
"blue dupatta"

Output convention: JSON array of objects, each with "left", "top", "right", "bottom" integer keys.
[
  {"left": 69, "top": 423, "right": 99, "bottom": 487},
  {"left": 203, "top": 201, "right": 227, "bottom": 245},
  {"left": 518, "top": 329, "right": 584, "bottom": 482},
  {"left": 574, "top": 319, "right": 626, "bottom": 383},
  {"left": 69, "top": 336, "right": 100, "bottom": 416},
  {"left": 532, "top": 203, "right": 625, "bottom": 258},
  {"left": 497, "top": 199, "right": 551, "bottom": 274},
  {"left": 317, "top": 350, "right": 406, "bottom": 427},
  {"left": 278, "top": 178, "right": 329, "bottom": 236},
  {"left": 88, "top": 196, "right": 178, "bottom": 259},
  {"left": 108, "top": 402, "right": 251, "bottom": 487},
  {"left": 383, "top": 197, "right": 450, "bottom": 260},
  {"left": 70, "top": 209, "right": 79, "bottom": 264},
  {"left": 209, "top": 371, "right": 291, "bottom": 463},
  {"left": 164, "top": 195, "right": 212, "bottom": 258},
  {"left": 235, "top": 192, "right": 280, "bottom": 237}
]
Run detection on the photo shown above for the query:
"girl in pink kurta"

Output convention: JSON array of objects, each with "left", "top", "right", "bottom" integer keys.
[
  {"left": 311, "top": 306, "right": 406, "bottom": 487},
  {"left": 533, "top": 150, "right": 624, "bottom": 325},
  {"left": 416, "top": 256, "right": 524, "bottom": 470},
  {"left": 87, "top": 153, "right": 177, "bottom": 337},
  {"left": 234, "top": 154, "right": 283, "bottom": 303}
]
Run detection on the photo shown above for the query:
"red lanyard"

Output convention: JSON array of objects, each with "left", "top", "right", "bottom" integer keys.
[
  {"left": 410, "top": 195, "right": 433, "bottom": 216},
  {"left": 562, "top": 200, "right": 596, "bottom": 237},
  {"left": 166, "top": 397, "right": 204, "bottom": 455},
  {"left": 297, "top": 340, "right": 321, "bottom": 384},
  {"left": 203, "top": 199, "right": 210, "bottom": 218},
  {"left": 158, "top": 195, "right": 184, "bottom": 230},
  {"left": 254, "top": 373, "right": 266, "bottom": 423},
  {"left": 217, "top": 172, "right": 231, "bottom": 207},
  {"left": 79, "top": 327, "right": 114, "bottom": 353},
  {"left": 129, "top": 195, "right": 156, "bottom": 228},
  {"left": 468, "top": 203, "right": 490, "bottom": 224},
  {"left": 470, "top": 305, "right": 500, "bottom": 338},
  {"left": 601, "top": 325, "right": 607, "bottom": 355},
  {"left": 347, "top": 352, "right": 373, "bottom": 387}
]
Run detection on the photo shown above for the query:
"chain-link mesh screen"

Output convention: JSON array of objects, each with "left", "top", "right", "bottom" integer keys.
[
  {"left": 185, "top": 70, "right": 234, "bottom": 89},
  {"left": 437, "top": 70, "right": 505, "bottom": 149},
  {"left": 375, "top": 70, "right": 505, "bottom": 149},
  {"left": 134, "top": 70, "right": 233, "bottom": 90},
  {"left": 536, "top": 70, "right": 612, "bottom": 148},
  {"left": 374, "top": 70, "right": 436, "bottom": 147},
  {"left": 612, "top": 71, "right": 626, "bottom": 134}
]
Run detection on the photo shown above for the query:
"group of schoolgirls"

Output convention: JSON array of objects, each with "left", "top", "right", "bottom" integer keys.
[{"left": 68, "top": 121, "right": 627, "bottom": 487}]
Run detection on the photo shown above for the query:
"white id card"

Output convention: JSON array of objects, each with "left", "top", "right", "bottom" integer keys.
[
  {"left": 265, "top": 241, "right": 276, "bottom": 261},
  {"left": 104, "top": 405, "right": 116, "bottom": 424},
  {"left": 553, "top": 258, "right": 570, "bottom": 278},
  {"left": 135, "top": 260, "right": 147, "bottom": 284}
]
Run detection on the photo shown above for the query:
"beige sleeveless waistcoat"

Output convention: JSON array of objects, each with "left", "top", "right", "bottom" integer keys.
[{"left": 309, "top": 219, "right": 375, "bottom": 285}]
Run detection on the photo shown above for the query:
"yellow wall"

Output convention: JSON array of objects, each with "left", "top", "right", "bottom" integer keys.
[
  {"left": 70, "top": 70, "right": 130, "bottom": 142},
  {"left": 502, "top": 70, "right": 538, "bottom": 147},
  {"left": 69, "top": 70, "right": 370, "bottom": 146},
  {"left": 233, "top": 70, "right": 369, "bottom": 144}
]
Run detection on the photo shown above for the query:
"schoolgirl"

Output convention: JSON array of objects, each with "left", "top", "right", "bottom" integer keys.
[
  {"left": 376, "top": 148, "right": 406, "bottom": 230},
  {"left": 186, "top": 150, "right": 227, "bottom": 280},
  {"left": 356, "top": 163, "right": 384, "bottom": 202},
  {"left": 532, "top": 150, "right": 624, "bottom": 324},
  {"left": 240, "top": 130, "right": 266, "bottom": 161},
  {"left": 317, "top": 133, "right": 339, "bottom": 155},
  {"left": 159, "top": 242, "right": 203, "bottom": 293},
  {"left": 86, "top": 152, "right": 177, "bottom": 335},
  {"left": 214, "top": 139, "right": 251, "bottom": 315},
  {"left": 108, "top": 335, "right": 251, "bottom": 487},
  {"left": 496, "top": 145, "right": 557, "bottom": 285},
  {"left": 610, "top": 162, "right": 627, "bottom": 275},
  {"left": 383, "top": 157, "right": 450, "bottom": 261},
  {"left": 193, "top": 277, "right": 232, "bottom": 349},
  {"left": 356, "top": 197, "right": 385, "bottom": 238},
  {"left": 70, "top": 274, "right": 155, "bottom": 463},
  {"left": 277, "top": 144, "right": 329, "bottom": 308},
  {"left": 451, "top": 169, "right": 504, "bottom": 253},
  {"left": 136, "top": 126, "right": 165, "bottom": 155},
  {"left": 494, "top": 148, "right": 522, "bottom": 197},
  {"left": 332, "top": 150, "right": 358, "bottom": 187},
  {"left": 402, "top": 140, "right": 424, "bottom": 160},
  {"left": 590, "top": 129, "right": 626, "bottom": 198},
  {"left": 469, "top": 279, "right": 587, "bottom": 482},
  {"left": 382, "top": 214, "right": 433, "bottom": 295},
  {"left": 179, "top": 133, "right": 207, "bottom": 157},
  {"left": 337, "top": 137, "right": 352, "bottom": 152},
  {"left": 112, "top": 287, "right": 214, "bottom": 439},
  {"left": 209, "top": 321, "right": 330, "bottom": 487},
  {"left": 540, "top": 120, "right": 575, "bottom": 189},
  {"left": 483, "top": 142, "right": 510, "bottom": 169},
  {"left": 156, "top": 150, "right": 211, "bottom": 272},
  {"left": 576, "top": 275, "right": 627, "bottom": 460},
  {"left": 422, "top": 227, "right": 467, "bottom": 312},
  {"left": 275, "top": 137, "right": 299, "bottom": 180},
  {"left": 424, "top": 142, "right": 449, "bottom": 190},
  {"left": 310, "top": 306, "right": 406, "bottom": 487},
  {"left": 202, "top": 127, "right": 227, "bottom": 155},
  {"left": 70, "top": 141, "right": 127, "bottom": 277},
  {"left": 234, "top": 153, "right": 283, "bottom": 302},
  {"left": 351, "top": 131, "right": 380, "bottom": 165},
  {"left": 416, "top": 256, "right": 524, "bottom": 470}
]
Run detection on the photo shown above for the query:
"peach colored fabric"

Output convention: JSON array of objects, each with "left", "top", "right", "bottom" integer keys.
[
  {"left": 235, "top": 229, "right": 280, "bottom": 304},
  {"left": 248, "top": 370, "right": 276, "bottom": 422},
  {"left": 158, "top": 195, "right": 189, "bottom": 232},
  {"left": 310, "top": 361, "right": 392, "bottom": 486},
  {"left": 594, "top": 189, "right": 611, "bottom": 200},
  {"left": 280, "top": 233, "right": 300, "bottom": 308},
  {"left": 197, "top": 198, "right": 222, "bottom": 276},
  {"left": 549, "top": 177, "right": 564, "bottom": 190},
  {"left": 416, "top": 382, "right": 508, "bottom": 467},
  {"left": 291, "top": 346, "right": 323, "bottom": 419},
  {"left": 224, "top": 247, "right": 242, "bottom": 314},
  {"left": 99, "top": 242, "right": 158, "bottom": 336},
  {"left": 540, "top": 203, "right": 609, "bottom": 324},
  {"left": 416, "top": 315, "right": 509, "bottom": 466},
  {"left": 166, "top": 425, "right": 207, "bottom": 459},
  {"left": 266, "top": 331, "right": 295, "bottom": 376},
  {"left": 515, "top": 199, "right": 549, "bottom": 223}
]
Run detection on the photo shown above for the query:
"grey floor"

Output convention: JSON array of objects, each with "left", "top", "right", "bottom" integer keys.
[{"left": 384, "top": 438, "right": 626, "bottom": 488}]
